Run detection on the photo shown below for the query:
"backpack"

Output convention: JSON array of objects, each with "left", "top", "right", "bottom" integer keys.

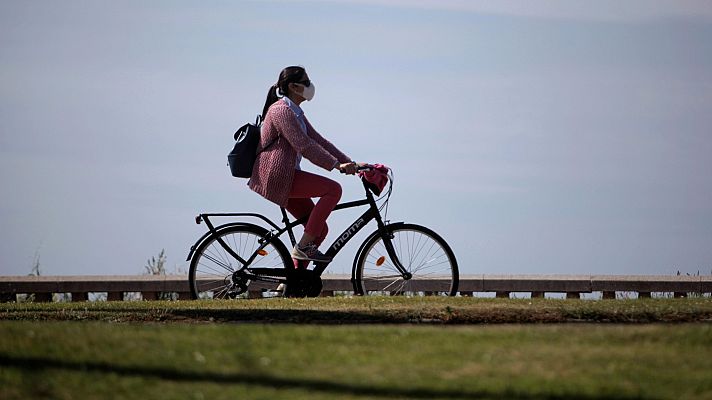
[{"left": 227, "top": 115, "right": 278, "bottom": 178}]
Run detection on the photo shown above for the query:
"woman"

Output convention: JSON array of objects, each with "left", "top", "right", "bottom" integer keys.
[{"left": 249, "top": 66, "right": 358, "bottom": 267}]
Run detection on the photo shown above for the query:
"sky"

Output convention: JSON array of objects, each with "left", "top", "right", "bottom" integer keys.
[{"left": 1, "top": 0, "right": 711, "bottom": 277}]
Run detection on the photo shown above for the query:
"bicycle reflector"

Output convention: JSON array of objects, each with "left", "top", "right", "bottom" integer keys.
[
  {"left": 376, "top": 256, "right": 386, "bottom": 266},
  {"left": 257, "top": 249, "right": 268, "bottom": 256}
]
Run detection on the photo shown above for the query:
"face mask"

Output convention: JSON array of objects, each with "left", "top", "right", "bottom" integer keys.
[{"left": 297, "top": 82, "right": 315, "bottom": 101}]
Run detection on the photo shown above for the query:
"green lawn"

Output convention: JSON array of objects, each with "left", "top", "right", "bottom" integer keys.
[
  {"left": 3, "top": 296, "right": 712, "bottom": 323},
  {"left": 2, "top": 321, "right": 711, "bottom": 399},
  {"left": 2, "top": 298, "right": 712, "bottom": 399}
]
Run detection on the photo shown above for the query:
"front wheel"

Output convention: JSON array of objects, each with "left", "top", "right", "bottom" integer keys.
[{"left": 354, "top": 224, "right": 459, "bottom": 296}]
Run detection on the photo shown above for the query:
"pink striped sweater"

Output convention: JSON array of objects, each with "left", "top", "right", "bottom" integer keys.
[{"left": 248, "top": 100, "right": 351, "bottom": 207}]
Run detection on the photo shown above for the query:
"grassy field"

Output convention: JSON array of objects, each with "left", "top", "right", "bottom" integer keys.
[
  {"left": 2, "top": 298, "right": 712, "bottom": 399},
  {"left": 3, "top": 296, "right": 712, "bottom": 323}
]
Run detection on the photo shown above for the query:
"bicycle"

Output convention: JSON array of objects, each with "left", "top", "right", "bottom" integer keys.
[{"left": 186, "top": 165, "right": 458, "bottom": 299}]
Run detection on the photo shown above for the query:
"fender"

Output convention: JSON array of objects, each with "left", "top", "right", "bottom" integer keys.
[
  {"left": 186, "top": 222, "right": 266, "bottom": 261},
  {"left": 350, "top": 221, "right": 406, "bottom": 284}
]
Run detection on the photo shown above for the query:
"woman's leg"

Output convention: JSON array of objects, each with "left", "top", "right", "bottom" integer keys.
[
  {"left": 285, "top": 198, "right": 329, "bottom": 269},
  {"left": 285, "top": 198, "right": 329, "bottom": 246},
  {"left": 287, "top": 170, "right": 342, "bottom": 261}
]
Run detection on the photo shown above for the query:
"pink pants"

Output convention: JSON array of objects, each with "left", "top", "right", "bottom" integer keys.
[{"left": 286, "top": 170, "right": 342, "bottom": 263}]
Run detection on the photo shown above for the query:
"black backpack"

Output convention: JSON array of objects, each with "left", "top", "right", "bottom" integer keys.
[{"left": 227, "top": 115, "right": 278, "bottom": 178}]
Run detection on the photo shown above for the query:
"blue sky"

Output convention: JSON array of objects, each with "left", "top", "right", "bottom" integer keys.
[{"left": 1, "top": 0, "right": 711, "bottom": 277}]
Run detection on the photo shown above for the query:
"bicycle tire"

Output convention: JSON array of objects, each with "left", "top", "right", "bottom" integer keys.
[
  {"left": 354, "top": 223, "right": 459, "bottom": 296},
  {"left": 189, "top": 224, "right": 291, "bottom": 299}
]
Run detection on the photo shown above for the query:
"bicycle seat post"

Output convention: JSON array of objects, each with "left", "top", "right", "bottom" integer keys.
[{"left": 280, "top": 207, "right": 297, "bottom": 247}]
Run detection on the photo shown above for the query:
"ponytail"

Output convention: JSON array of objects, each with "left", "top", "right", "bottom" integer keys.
[
  {"left": 261, "top": 84, "right": 280, "bottom": 119},
  {"left": 260, "top": 66, "right": 307, "bottom": 119}
]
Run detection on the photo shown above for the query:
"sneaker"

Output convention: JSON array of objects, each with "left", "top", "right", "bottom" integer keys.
[{"left": 291, "top": 242, "right": 332, "bottom": 263}]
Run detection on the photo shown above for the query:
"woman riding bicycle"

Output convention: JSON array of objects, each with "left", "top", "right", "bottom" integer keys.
[{"left": 249, "top": 66, "right": 358, "bottom": 268}]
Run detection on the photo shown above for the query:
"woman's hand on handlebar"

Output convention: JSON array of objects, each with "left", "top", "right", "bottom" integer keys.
[{"left": 338, "top": 162, "right": 359, "bottom": 175}]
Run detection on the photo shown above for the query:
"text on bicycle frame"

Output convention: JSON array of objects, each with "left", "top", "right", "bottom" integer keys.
[{"left": 333, "top": 217, "right": 366, "bottom": 251}]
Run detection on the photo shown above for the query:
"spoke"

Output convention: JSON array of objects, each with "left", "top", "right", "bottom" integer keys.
[
  {"left": 405, "top": 230, "right": 412, "bottom": 269},
  {"left": 219, "top": 234, "right": 235, "bottom": 266},
  {"left": 412, "top": 258, "right": 451, "bottom": 275},
  {"left": 214, "top": 238, "right": 232, "bottom": 269},
  {"left": 381, "top": 278, "right": 404, "bottom": 291},
  {"left": 250, "top": 234, "right": 258, "bottom": 257},
  {"left": 412, "top": 270, "right": 452, "bottom": 279},
  {"left": 410, "top": 274, "right": 452, "bottom": 286},
  {"left": 411, "top": 255, "right": 449, "bottom": 274},
  {"left": 213, "top": 286, "right": 230, "bottom": 299},
  {"left": 198, "top": 281, "right": 230, "bottom": 293},
  {"left": 411, "top": 240, "right": 438, "bottom": 273},
  {"left": 207, "top": 243, "right": 234, "bottom": 271},
  {"left": 199, "top": 253, "right": 234, "bottom": 272},
  {"left": 359, "top": 227, "right": 456, "bottom": 296},
  {"left": 410, "top": 233, "right": 428, "bottom": 269},
  {"left": 362, "top": 274, "right": 405, "bottom": 280},
  {"left": 394, "top": 279, "right": 409, "bottom": 294},
  {"left": 365, "top": 260, "right": 399, "bottom": 274},
  {"left": 197, "top": 262, "right": 234, "bottom": 278},
  {"left": 232, "top": 233, "right": 240, "bottom": 258},
  {"left": 191, "top": 227, "right": 291, "bottom": 300},
  {"left": 366, "top": 248, "right": 400, "bottom": 274},
  {"left": 235, "top": 234, "right": 245, "bottom": 260},
  {"left": 401, "top": 233, "right": 413, "bottom": 271}
]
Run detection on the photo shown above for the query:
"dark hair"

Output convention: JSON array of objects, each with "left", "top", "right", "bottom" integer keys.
[{"left": 261, "top": 66, "right": 307, "bottom": 118}]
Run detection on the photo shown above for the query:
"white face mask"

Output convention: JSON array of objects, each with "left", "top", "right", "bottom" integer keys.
[{"left": 296, "top": 82, "right": 315, "bottom": 101}]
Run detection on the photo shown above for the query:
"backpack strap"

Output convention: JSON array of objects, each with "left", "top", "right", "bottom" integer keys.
[
  {"left": 255, "top": 114, "right": 279, "bottom": 153},
  {"left": 233, "top": 115, "right": 264, "bottom": 141}
]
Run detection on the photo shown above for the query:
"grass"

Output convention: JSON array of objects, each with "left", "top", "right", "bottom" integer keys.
[
  {"left": 2, "top": 298, "right": 712, "bottom": 399},
  {"left": 2, "top": 322, "right": 712, "bottom": 399},
  {"left": 2, "top": 296, "right": 712, "bottom": 323}
]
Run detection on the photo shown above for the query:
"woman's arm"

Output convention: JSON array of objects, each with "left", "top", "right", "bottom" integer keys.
[
  {"left": 270, "top": 105, "right": 340, "bottom": 170},
  {"left": 304, "top": 117, "right": 351, "bottom": 164}
]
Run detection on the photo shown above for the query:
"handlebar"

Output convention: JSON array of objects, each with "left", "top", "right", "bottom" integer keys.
[
  {"left": 338, "top": 162, "right": 375, "bottom": 175},
  {"left": 338, "top": 163, "right": 392, "bottom": 200}
]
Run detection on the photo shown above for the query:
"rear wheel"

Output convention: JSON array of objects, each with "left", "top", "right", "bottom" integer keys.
[
  {"left": 354, "top": 224, "right": 458, "bottom": 296},
  {"left": 188, "top": 225, "right": 291, "bottom": 299}
]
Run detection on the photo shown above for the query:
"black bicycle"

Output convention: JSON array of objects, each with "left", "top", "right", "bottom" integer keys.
[{"left": 186, "top": 166, "right": 458, "bottom": 299}]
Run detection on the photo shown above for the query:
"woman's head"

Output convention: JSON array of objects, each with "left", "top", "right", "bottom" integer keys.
[
  {"left": 262, "top": 66, "right": 314, "bottom": 117},
  {"left": 276, "top": 66, "right": 311, "bottom": 97}
]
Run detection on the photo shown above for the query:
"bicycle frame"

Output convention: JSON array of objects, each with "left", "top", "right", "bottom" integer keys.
[{"left": 190, "top": 178, "right": 409, "bottom": 280}]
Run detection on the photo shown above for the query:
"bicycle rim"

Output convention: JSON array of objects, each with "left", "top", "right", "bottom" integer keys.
[
  {"left": 356, "top": 224, "right": 458, "bottom": 296},
  {"left": 189, "top": 225, "right": 290, "bottom": 299}
]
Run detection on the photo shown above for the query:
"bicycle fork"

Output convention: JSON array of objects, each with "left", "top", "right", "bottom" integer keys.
[{"left": 378, "top": 226, "right": 413, "bottom": 280}]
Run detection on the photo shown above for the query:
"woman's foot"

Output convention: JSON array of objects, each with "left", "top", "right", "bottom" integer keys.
[{"left": 291, "top": 242, "right": 332, "bottom": 263}]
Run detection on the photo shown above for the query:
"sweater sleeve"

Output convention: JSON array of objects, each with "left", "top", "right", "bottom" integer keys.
[
  {"left": 303, "top": 117, "right": 351, "bottom": 164},
  {"left": 271, "top": 105, "right": 339, "bottom": 171}
]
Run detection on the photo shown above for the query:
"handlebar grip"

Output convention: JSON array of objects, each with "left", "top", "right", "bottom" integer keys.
[
  {"left": 338, "top": 163, "right": 375, "bottom": 174},
  {"left": 338, "top": 162, "right": 372, "bottom": 174}
]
